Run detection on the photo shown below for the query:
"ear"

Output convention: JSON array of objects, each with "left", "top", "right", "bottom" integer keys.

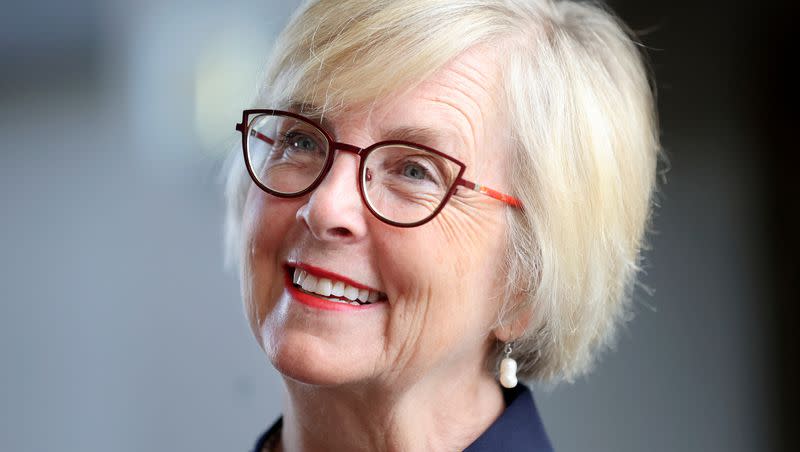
[{"left": 493, "top": 302, "right": 533, "bottom": 343}]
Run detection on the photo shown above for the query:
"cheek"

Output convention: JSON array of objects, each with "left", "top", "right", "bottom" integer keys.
[
  {"left": 239, "top": 190, "right": 297, "bottom": 343},
  {"left": 375, "top": 214, "right": 506, "bottom": 357},
  {"left": 378, "top": 208, "right": 503, "bottom": 294}
]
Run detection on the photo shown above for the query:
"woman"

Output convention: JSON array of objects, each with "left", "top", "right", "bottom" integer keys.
[{"left": 224, "top": 0, "right": 661, "bottom": 450}]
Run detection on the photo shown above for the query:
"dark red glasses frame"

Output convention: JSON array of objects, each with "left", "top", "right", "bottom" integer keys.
[{"left": 235, "top": 109, "right": 522, "bottom": 228}]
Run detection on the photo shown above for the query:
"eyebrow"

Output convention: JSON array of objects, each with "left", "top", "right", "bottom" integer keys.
[
  {"left": 288, "top": 103, "right": 337, "bottom": 133},
  {"left": 381, "top": 126, "right": 446, "bottom": 146},
  {"left": 380, "top": 125, "right": 464, "bottom": 160}
]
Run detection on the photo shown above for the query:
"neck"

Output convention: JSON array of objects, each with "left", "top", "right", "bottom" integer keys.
[{"left": 279, "top": 366, "right": 504, "bottom": 452}]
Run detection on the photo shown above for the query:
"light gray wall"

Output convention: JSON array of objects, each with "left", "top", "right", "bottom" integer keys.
[{"left": 0, "top": 1, "right": 776, "bottom": 451}]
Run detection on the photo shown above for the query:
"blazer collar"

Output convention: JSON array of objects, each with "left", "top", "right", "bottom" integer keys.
[{"left": 464, "top": 383, "right": 553, "bottom": 451}]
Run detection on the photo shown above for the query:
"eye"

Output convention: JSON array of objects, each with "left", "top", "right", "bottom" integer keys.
[
  {"left": 402, "top": 162, "right": 428, "bottom": 180},
  {"left": 284, "top": 131, "right": 321, "bottom": 153}
]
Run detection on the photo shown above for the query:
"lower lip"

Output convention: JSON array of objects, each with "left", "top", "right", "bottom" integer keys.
[{"left": 284, "top": 271, "right": 382, "bottom": 312}]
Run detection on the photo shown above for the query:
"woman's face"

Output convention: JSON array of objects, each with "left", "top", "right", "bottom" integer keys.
[{"left": 241, "top": 46, "right": 513, "bottom": 389}]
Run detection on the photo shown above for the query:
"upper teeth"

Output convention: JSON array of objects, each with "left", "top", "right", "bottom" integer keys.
[{"left": 293, "top": 269, "right": 383, "bottom": 303}]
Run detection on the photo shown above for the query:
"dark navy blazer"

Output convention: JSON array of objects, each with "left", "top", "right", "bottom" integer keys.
[{"left": 252, "top": 384, "right": 553, "bottom": 451}]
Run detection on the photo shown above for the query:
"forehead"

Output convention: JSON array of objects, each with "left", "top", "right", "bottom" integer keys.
[{"left": 324, "top": 46, "right": 506, "bottom": 168}]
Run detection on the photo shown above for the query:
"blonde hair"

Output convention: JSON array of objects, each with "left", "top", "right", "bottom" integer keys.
[{"left": 223, "top": 0, "right": 663, "bottom": 383}]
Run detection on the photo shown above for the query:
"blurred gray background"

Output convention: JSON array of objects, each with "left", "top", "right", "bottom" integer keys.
[{"left": 1, "top": 0, "right": 793, "bottom": 451}]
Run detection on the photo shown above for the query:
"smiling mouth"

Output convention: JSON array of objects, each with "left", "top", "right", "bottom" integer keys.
[{"left": 288, "top": 267, "right": 388, "bottom": 306}]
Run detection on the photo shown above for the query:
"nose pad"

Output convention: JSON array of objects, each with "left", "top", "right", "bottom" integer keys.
[{"left": 296, "top": 152, "right": 368, "bottom": 241}]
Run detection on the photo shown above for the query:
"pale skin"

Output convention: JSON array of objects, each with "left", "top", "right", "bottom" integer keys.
[{"left": 240, "top": 45, "right": 528, "bottom": 452}]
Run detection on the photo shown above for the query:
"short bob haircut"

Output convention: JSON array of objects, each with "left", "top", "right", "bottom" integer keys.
[{"left": 224, "top": 0, "right": 662, "bottom": 383}]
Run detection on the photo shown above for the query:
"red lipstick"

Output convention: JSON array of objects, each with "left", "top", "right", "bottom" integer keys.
[
  {"left": 287, "top": 261, "right": 382, "bottom": 293},
  {"left": 283, "top": 268, "right": 381, "bottom": 312}
]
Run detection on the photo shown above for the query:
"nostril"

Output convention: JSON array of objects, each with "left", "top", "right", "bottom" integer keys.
[{"left": 329, "top": 227, "right": 352, "bottom": 238}]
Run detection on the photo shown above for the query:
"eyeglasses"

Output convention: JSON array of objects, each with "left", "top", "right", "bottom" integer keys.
[{"left": 235, "top": 109, "right": 522, "bottom": 227}]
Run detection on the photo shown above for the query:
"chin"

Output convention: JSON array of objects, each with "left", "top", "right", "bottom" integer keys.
[{"left": 266, "top": 328, "right": 374, "bottom": 387}]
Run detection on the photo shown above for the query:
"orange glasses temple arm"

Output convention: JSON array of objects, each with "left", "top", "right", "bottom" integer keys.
[{"left": 456, "top": 179, "right": 522, "bottom": 208}]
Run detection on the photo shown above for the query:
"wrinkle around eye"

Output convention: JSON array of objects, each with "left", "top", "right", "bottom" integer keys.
[{"left": 433, "top": 198, "right": 505, "bottom": 276}]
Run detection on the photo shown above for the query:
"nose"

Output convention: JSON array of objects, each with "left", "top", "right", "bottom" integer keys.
[{"left": 296, "top": 151, "right": 368, "bottom": 241}]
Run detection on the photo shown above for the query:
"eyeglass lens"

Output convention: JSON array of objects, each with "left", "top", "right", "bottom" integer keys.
[{"left": 246, "top": 113, "right": 461, "bottom": 225}]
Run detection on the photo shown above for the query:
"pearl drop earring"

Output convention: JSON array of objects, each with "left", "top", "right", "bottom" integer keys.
[{"left": 499, "top": 342, "right": 518, "bottom": 388}]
